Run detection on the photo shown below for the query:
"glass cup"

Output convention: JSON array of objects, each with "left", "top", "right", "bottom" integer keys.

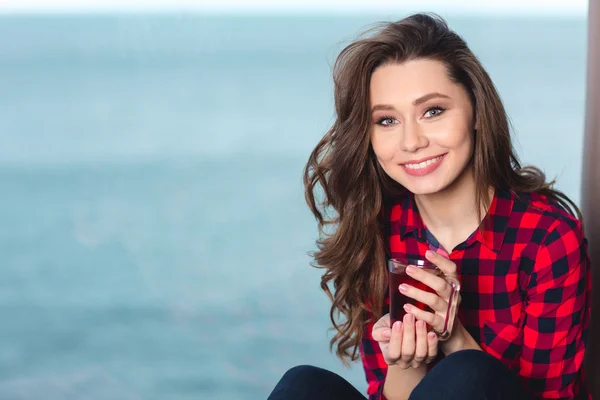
[{"left": 388, "top": 258, "right": 461, "bottom": 341}]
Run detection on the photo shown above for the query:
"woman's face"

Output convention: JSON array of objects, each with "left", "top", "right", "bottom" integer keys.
[{"left": 370, "top": 59, "right": 475, "bottom": 196}]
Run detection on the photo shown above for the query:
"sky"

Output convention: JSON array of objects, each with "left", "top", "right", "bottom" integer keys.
[{"left": 0, "top": 0, "right": 589, "bottom": 16}]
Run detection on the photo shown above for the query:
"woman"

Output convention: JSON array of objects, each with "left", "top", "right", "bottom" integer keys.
[{"left": 268, "top": 13, "right": 591, "bottom": 400}]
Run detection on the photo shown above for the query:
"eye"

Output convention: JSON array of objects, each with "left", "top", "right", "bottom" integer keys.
[
  {"left": 375, "top": 116, "right": 398, "bottom": 126},
  {"left": 424, "top": 106, "right": 446, "bottom": 118}
]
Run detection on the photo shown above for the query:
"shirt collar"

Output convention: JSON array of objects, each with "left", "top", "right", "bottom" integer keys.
[
  {"left": 475, "top": 188, "right": 513, "bottom": 252},
  {"left": 398, "top": 194, "right": 427, "bottom": 241},
  {"left": 397, "top": 188, "right": 514, "bottom": 253}
]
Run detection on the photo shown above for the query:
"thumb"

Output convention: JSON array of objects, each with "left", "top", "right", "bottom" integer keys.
[{"left": 372, "top": 326, "right": 392, "bottom": 342}]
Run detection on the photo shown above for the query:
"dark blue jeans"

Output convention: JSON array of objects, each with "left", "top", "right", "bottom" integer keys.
[{"left": 268, "top": 350, "right": 532, "bottom": 400}]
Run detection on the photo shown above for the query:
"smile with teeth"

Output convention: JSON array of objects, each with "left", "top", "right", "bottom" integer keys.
[{"left": 402, "top": 155, "right": 444, "bottom": 169}]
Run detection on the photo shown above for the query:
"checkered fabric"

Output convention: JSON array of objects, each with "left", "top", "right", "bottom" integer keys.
[{"left": 360, "top": 188, "right": 591, "bottom": 399}]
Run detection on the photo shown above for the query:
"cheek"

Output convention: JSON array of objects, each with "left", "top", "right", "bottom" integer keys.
[
  {"left": 370, "top": 134, "right": 396, "bottom": 162},
  {"left": 461, "top": 130, "right": 475, "bottom": 156},
  {"left": 442, "top": 127, "right": 474, "bottom": 155}
]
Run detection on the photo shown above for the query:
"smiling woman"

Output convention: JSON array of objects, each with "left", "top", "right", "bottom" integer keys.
[
  {"left": 267, "top": 12, "right": 592, "bottom": 400},
  {"left": 370, "top": 61, "right": 476, "bottom": 198}
]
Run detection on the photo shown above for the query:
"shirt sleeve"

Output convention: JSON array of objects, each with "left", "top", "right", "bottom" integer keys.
[
  {"left": 359, "top": 312, "right": 389, "bottom": 400},
  {"left": 520, "top": 218, "right": 591, "bottom": 399}
]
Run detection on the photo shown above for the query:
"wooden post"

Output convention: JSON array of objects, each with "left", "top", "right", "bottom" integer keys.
[{"left": 582, "top": 0, "right": 600, "bottom": 396}]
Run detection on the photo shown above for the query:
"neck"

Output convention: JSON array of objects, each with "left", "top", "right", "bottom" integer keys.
[{"left": 414, "top": 166, "right": 490, "bottom": 233}]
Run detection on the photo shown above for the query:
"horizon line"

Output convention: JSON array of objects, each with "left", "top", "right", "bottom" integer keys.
[
  {"left": 0, "top": 1, "right": 588, "bottom": 17},
  {"left": 0, "top": 10, "right": 588, "bottom": 18}
]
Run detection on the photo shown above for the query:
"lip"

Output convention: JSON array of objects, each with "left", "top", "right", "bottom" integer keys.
[
  {"left": 400, "top": 153, "right": 447, "bottom": 177},
  {"left": 401, "top": 153, "right": 447, "bottom": 165}
]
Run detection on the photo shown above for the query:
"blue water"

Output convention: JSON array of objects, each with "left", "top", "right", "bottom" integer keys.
[{"left": 0, "top": 14, "right": 587, "bottom": 400}]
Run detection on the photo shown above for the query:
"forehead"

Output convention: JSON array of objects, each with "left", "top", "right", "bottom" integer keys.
[{"left": 369, "top": 59, "right": 461, "bottom": 103}]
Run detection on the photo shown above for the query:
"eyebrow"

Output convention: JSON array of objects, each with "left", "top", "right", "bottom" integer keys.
[{"left": 371, "top": 92, "right": 451, "bottom": 113}]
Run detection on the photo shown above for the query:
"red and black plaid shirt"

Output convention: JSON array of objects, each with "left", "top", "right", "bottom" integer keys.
[{"left": 359, "top": 188, "right": 591, "bottom": 399}]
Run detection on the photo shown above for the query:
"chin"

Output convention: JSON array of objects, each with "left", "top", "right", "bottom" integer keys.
[
  {"left": 404, "top": 183, "right": 448, "bottom": 196},
  {"left": 394, "top": 174, "right": 453, "bottom": 196}
]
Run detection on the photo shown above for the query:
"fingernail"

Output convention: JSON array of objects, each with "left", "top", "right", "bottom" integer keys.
[
  {"left": 425, "top": 250, "right": 435, "bottom": 257},
  {"left": 383, "top": 329, "right": 391, "bottom": 338},
  {"left": 404, "top": 313, "right": 414, "bottom": 324},
  {"left": 394, "top": 321, "right": 403, "bottom": 332},
  {"left": 399, "top": 284, "right": 409, "bottom": 292},
  {"left": 403, "top": 303, "right": 411, "bottom": 312},
  {"left": 405, "top": 265, "right": 415, "bottom": 274},
  {"left": 428, "top": 331, "right": 437, "bottom": 340},
  {"left": 416, "top": 320, "right": 425, "bottom": 329}
]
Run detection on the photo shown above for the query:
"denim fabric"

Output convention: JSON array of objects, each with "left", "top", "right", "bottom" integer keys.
[{"left": 268, "top": 350, "right": 532, "bottom": 400}]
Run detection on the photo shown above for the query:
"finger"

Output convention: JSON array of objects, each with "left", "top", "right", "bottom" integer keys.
[
  {"left": 412, "top": 320, "right": 428, "bottom": 367},
  {"left": 425, "top": 331, "right": 439, "bottom": 364},
  {"left": 386, "top": 321, "right": 403, "bottom": 363},
  {"left": 403, "top": 304, "right": 446, "bottom": 332},
  {"left": 400, "top": 313, "right": 416, "bottom": 364},
  {"left": 422, "top": 252, "right": 457, "bottom": 299},
  {"left": 399, "top": 282, "right": 447, "bottom": 312},
  {"left": 425, "top": 250, "right": 458, "bottom": 278},
  {"left": 406, "top": 264, "right": 451, "bottom": 300}
]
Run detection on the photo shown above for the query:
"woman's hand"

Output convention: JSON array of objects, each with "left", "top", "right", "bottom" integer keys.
[
  {"left": 372, "top": 313, "right": 438, "bottom": 369},
  {"left": 401, "top": 250, "right": 479, "bottom": 354}
]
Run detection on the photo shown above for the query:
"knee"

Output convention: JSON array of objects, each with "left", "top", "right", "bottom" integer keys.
[
  {"left": 269, "top": 365, "right": 347, "bottom": 400},
  {"left": 410, "top": 350, "right": 524, "bottom": 400},
  {"left": 441, "top": 349, "right": 507, "bottom": 376},
  {"left": 278, "top": 365, "right": 335, "bottom": 385},
  {"left": 444, "top": 349, "right": 497, "bottom": 363},
  {"left": 422, "top": 350, "right": 516, "bottom": 391}
]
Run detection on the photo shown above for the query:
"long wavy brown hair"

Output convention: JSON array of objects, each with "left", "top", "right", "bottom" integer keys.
[{"left": 303, "top": 12, "right": 582, "bottom": 364}]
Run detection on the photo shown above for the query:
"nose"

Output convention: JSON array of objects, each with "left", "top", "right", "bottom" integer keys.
[{"left": 399, "top": 121, "right": 428, "bottom": 152}]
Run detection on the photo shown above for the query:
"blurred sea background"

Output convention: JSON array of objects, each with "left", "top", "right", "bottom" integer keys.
[{"left": 0, "top": 11, "right": 588, "bottom": 400}]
